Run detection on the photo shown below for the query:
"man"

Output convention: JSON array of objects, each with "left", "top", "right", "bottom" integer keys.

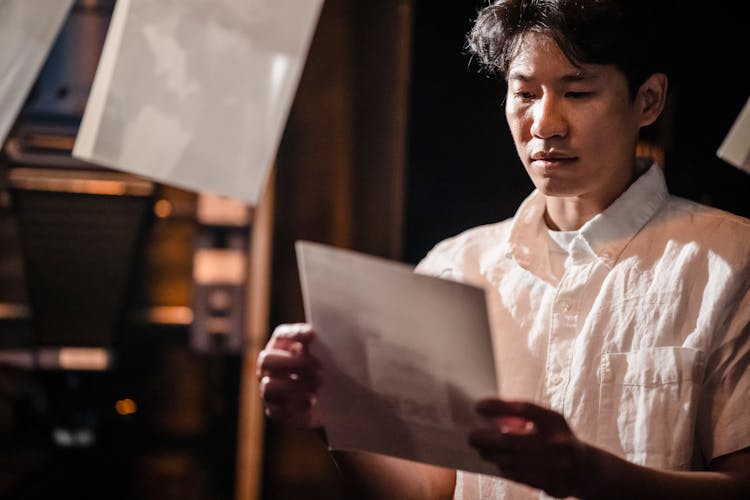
[{"left": 257, "top": 1, "right": 750, "bottom": 498}]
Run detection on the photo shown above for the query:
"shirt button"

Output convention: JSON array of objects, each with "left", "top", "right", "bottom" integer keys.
[
  {"left": 560, "top": 300, "right": 571, "bottom": 312},
  {"left": 550, "top": 375, "right": 563, "bottom": 386}
]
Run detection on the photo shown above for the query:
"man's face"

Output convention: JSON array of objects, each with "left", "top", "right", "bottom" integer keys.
[{"left": 505, "top": 32, "right": 644, "bottom": 207}]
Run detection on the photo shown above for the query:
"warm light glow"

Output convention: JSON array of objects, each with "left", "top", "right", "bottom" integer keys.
[
  {"left": 115, "top": 398, "right": 137, "bottom": 416},
  {"left": 197, "top": 192, "right": 250, "bottom": 226},
  {"left": 636, "top": 141, "right": 665, "bottom": 167},
  {"left": 193, "top": 249, "right": 247, "bottom": 284},
  {"left": 0, "top": 302, "right": 30, "bottom": 319},
  {"left": 135, "top": 306, "right": 194, "bottom": 325},
  {"left": 58, "top": 348, "right": 110, "bottom": 370},
  {"left": 154, "top": 199, "right": 173, "bottom": 218},
  {"left": 26, "top": 133, "right": 76, "bottom": 151},
  {"left": 8, "top": 168, "right": 154, "bottom": 196}
]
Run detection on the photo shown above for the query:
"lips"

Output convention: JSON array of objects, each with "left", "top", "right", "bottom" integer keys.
[
  {"left": 530, "top": 151, "right": 575, "bottom": 161},
  {"left": 529, "top": 151, "right": 577, "bottom": 173}
]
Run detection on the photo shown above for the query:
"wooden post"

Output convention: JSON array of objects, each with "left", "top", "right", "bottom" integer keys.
[{"left": 235, "top": 169, "right": 275, "bottom": 500}]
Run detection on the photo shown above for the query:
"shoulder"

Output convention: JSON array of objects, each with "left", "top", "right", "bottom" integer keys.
[
  {"left": 665, "top": 196, "right": 750, "bottom": 227},
  {"left": 415, "top": 218, "right": 514, "bottom": 281},
  {"left": 639, "top": 196, "right": 750, "bottom": 277},
  {"left": 660, "top": 196, "right": 750, "bottom": 250}
]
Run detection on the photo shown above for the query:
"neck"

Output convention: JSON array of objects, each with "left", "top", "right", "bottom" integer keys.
[
  {"left": 544, "top": 163, "right": 642, "bottom": 231},
  {"left": 544, "top": 199, "right": 602, "bottom": 231}
]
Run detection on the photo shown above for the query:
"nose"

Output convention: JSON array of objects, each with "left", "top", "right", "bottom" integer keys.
[{"left": 530, "top": 95, "right": 568, "bottom": 139}]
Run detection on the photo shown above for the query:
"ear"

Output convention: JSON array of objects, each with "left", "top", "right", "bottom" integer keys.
[{"left": 636, "top": 73, "right": 668, "bottom": 127}]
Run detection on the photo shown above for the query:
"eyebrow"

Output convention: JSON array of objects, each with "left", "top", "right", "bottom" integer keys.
[{"left": 507, "top": 70, "right": 599, "bottom": 83}]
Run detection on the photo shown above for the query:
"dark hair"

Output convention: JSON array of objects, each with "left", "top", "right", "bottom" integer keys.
[{"left": 467, "top": 0, "right": 677, "bottom": 97}]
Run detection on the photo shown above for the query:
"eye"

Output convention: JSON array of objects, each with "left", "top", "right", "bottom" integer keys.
[
  {"left": 566, "top": 91, "right": 594, "bottom": 99},
  {"left": 513, "top": 91, "right": 536, "bottom": 101}
]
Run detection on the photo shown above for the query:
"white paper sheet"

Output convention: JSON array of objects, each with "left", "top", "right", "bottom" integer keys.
[
  {"left": 296, "top": 241, "right": 500, "bottom": 475},
  {"left": 73, "top": 0, "right": 324, "bottom": 205},
  {"left": 0, "top": 0, "right": 74, "bottom": 146},
  {"left": 717, "top": 96, "right": 750, "bottom": 174}
]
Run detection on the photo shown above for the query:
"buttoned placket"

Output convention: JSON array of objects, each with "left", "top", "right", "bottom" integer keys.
[{"left": 544, "top": 236, "right": 595, "bottom": 414}]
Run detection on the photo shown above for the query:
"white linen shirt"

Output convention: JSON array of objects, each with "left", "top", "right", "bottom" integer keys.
[{"left": 415, "top": 164, "right": 750, "bottom": 499}]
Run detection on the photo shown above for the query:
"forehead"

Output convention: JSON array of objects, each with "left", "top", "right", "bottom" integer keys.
[{"left": 507, "top": 31, "right": 601, "bottom": 82}]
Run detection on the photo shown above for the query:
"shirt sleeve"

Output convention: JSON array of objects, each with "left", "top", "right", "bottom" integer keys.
[
  {"left": 414, "top": 239, "right": 467, "bottom": 283},
  {"left": 698, "top": 286, "right": 750, "bottom": 461}
]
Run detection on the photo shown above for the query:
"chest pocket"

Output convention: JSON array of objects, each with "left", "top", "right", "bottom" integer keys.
[{"left": 597, "top": 347, "right": 705, "bottom": 469}]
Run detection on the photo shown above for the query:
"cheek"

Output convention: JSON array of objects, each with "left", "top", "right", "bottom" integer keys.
[
  {"left": 580, "top": 101, "right": 636, "bottom": 135},
  {"left": 580, "top": 111, "right": 636, "bottom": 153},
  {"left": 505, "top": 107, "right": 530, "bottom": 140}
]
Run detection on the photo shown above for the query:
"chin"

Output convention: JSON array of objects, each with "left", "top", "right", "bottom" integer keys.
[{"left": 531, "top": 178, "right": 580, "bottom": 198}]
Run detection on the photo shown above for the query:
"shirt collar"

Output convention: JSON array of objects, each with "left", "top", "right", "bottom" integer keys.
[{"left": 507, "top": 161, "right": 669, "bottom": 272}]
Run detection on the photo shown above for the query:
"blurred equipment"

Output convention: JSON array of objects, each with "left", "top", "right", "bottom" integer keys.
[
  {"left": 0, "top": 2, "right": 257, "bottom": 499},
  {"left": 191, "top": 193, "right": 251, "bottom": 354},
  {"left": 5, "top": 122, "right": 154, "bottom": 362}
]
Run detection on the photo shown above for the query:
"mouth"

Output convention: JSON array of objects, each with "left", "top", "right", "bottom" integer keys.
[{"left": 529, "top": 152, "right": 577, "bottom": 169}]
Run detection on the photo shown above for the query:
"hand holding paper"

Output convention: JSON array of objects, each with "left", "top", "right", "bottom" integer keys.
[
  {"left": 257, "top": 323, "right": 322, "bottom": 429},
  {"left": 294, "top": 241, "right": 500, "bottom": 476}
]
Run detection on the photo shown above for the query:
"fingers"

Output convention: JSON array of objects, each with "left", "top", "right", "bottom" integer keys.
[
  {"left": 468, "top": 428, "right": 575, "bottom": 461},
  {"left": 468, "top": 401, "right": 587, "bottom": 498},
  {"left": 267, "top": 323, "right": 315, "bottom": 351},
  {"left": 257, "top": 323, "right": 319, "bottom": 379},
  {"left": 260, "top": 374, "right": 315, "bottom": 413},
  {"left": 257, "top": 348, "right": 320, "bottom": 379},
  {"left": 468, "top": 428, "right": 544, "bottom": 455},
  {"left": 468, "top": 428, "right": 580, "bottom": 490},
  {"left": 475, "top": 398, "right": 570, "bottom": 436},
  {"left": 475, "top": 399, "right": 546, "bottom": 420},
  {"left": 256, "top": 323, "right": 324, "bottom": 428},
  {"left": 259, "top": 374, "right": 320, "bottom": 405},
  {"left": 263, "top": 393, "right": 318, "bottom": 428}
]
